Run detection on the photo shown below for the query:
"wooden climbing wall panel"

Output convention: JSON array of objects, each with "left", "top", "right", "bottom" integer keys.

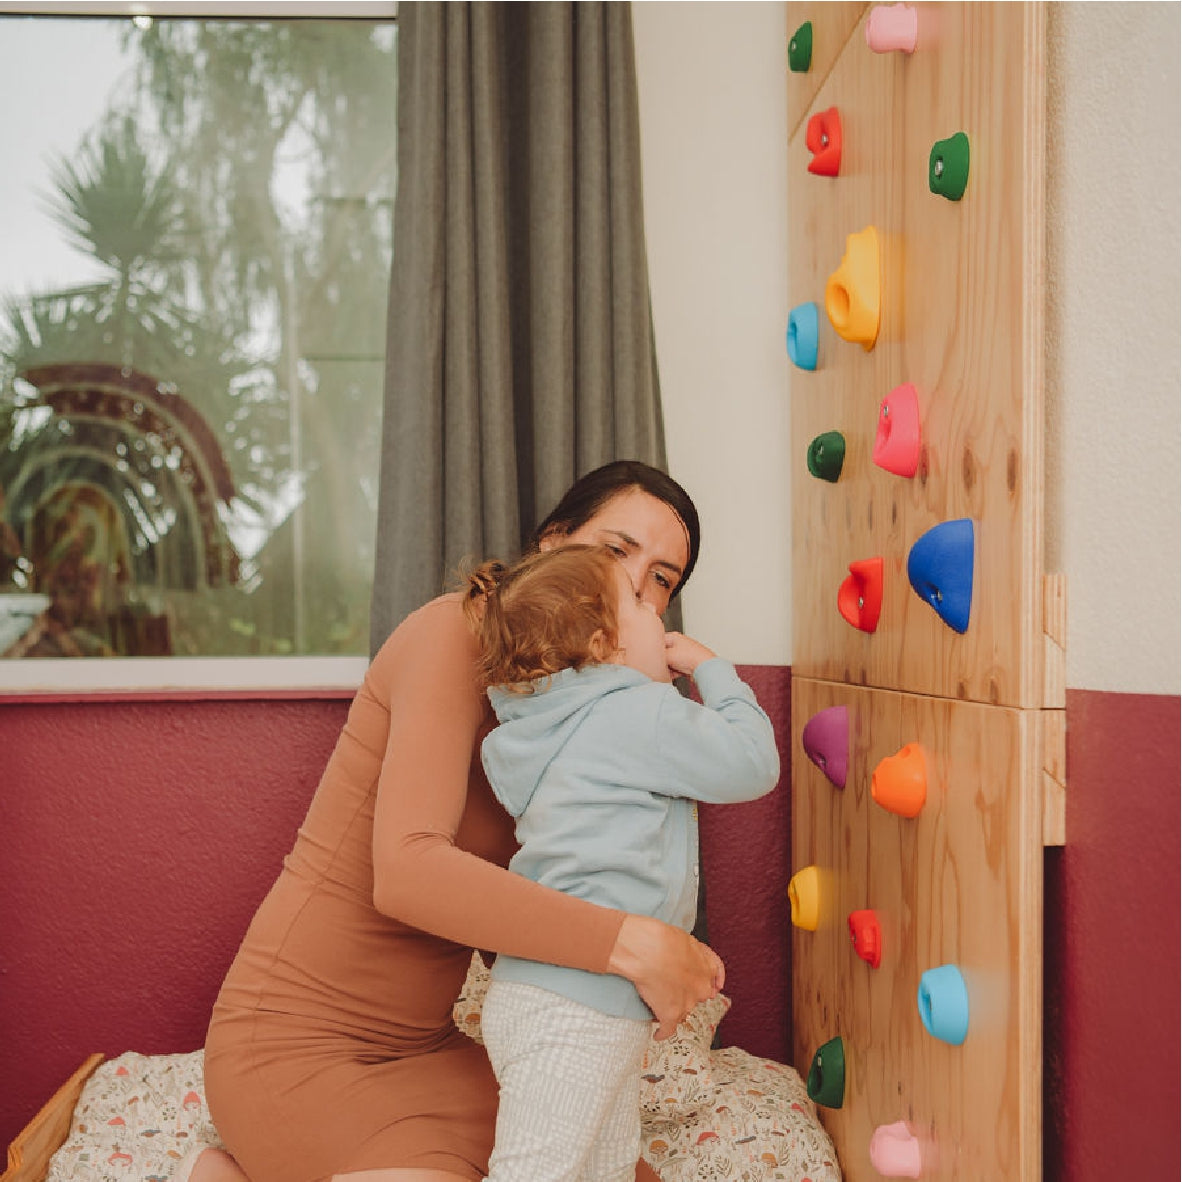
[
  {"left": 785, "top": 4, "right": 1057, "bottom": 1180},
  {"left": 787, "top": 1, "right": 1048, "bottom": 710},
  {"left": 791, "top": 678, "right": 1044, "bottom": 1179}
]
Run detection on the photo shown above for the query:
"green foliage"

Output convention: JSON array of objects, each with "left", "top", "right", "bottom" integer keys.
[{"left": 0, "top": 16, "right": 398, "bottom": 657}]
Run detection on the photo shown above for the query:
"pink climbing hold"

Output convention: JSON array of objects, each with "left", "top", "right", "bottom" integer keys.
[
  {"left": 869, "top": 1121, "right": 923, "bottom": 1177},
  {"left": 873, "top": 382, "right": 922, "bottom": 478},
  {"left": 866, "top": 4, "right": 918, "bottom": 54}
]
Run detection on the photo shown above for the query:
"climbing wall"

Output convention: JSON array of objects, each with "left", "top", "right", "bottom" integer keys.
[{"left": 784, "top": 5, "right": 1063, "bottom": 1180}]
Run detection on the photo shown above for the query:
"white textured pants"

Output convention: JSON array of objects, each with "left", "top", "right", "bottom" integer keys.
[{"left": 481, "top": 980, "right": 652, "bottom": 1182}]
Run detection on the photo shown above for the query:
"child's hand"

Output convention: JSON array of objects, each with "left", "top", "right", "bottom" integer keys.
[{"left": 664, "top": 632, "right": 716, "bottom": 679}]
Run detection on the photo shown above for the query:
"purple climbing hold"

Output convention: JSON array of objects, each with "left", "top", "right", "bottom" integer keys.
[{"left": 802, "top": 705, "right": 849, "bottom": 788}]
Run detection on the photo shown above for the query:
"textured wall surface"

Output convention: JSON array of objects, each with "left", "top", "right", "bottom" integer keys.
[
  {"left": 634, "top": 1, "right": 792, "bottom": 667},
  {"left": 1043, "top": 2, "right": 1179, "bottom": 694},
  {"left": 0, "top": 696, "right": 349, "bottom": 1148},
  {"left": 1043, "top": 689, "right": 1180, "bottom": 1179},
  {"left": 699, "top": 665, "right": 793, "bottom": 1064}
]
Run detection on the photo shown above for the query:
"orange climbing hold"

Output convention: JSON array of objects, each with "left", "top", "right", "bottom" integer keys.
[{"left": 871, "top": 743, "right": 928, "bottom": 818}]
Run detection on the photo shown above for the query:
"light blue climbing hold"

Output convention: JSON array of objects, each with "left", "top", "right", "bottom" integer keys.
[
  {"left": 907, "top": 518, "right": 974, "bottom": 634},
  {"left": 917, "top": 963, "right": 970, "bottom": 1046},
  {"left": 787, "top": 302, "right": 819, "bottom": 371}
]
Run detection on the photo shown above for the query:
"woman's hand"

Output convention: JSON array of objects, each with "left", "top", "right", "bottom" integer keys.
[
  {"left": 663, "top": 632, "right": 716, "bottom": 680},
  {"left": 607, "top": 915, "right": 725, "bottom": 1040}
]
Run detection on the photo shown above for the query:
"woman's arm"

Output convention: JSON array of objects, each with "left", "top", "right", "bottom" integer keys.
[
  {"left": 368, "top": 598, "right": 722, "bottom": 1032},
  {"left": 608, "top": 914, "right": 725, "bottom": 1039},
  {"left": 370, "top": 597, "right": 622, "bottom": 969}
]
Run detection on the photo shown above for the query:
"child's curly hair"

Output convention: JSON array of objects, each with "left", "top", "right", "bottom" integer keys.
[{"left": 463, "top": 545, "right": 621, "bottom": 692}]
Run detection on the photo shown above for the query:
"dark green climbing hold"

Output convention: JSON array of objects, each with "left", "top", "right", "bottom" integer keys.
[
  {"left": 807, "top": 431, "right": 846, "bottom": 483},
  {"left": 789, "top": 21, "right": 813, "bottom": 73},
  {"left": 806, "top": 1035, "right": 846, "bottom": 1108},
  {"left": 929, "top": 131, "right": 970, "bottom": 201}
]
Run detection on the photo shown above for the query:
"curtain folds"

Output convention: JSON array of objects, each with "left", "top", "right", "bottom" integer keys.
[{"left": 369, "top": 1, "right": 668, "bottom": 652}]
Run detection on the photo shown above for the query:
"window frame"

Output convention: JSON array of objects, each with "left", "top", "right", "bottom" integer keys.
[{"left": 0, "top": 0, "right": 397, "bottom": 696}]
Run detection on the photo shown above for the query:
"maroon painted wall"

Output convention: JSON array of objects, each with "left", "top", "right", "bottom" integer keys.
[
  {"left": 2, "top": 676, "right": 1179, "bottom": 1182},
  {"left": 1043, "top": 690, "right": 1180, "bottom": 1181},
  {"left": 0, "top": 695, "right": 350, "bottom": 1147},
  {"left": 699, "top": 665, "right": 793, "bottom": 1065}
]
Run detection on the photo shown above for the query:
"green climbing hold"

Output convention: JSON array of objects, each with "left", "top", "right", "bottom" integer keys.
[
  {"left": 806, "top": 1036, "right": 846, "bottom": 1109},
  {"left": 807, "top": 431, "right": 846, "bottom": 483},
  {"left": 789, "top": 21, "right": 813, "bottom": 73},
  {"left": 929, "top": 131, "right": 970, "bottom": 201}
]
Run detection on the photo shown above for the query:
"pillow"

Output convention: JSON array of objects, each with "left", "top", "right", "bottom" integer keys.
[
  {"left": 43, "top": 959, "right": 836, "bottom": 1182},
  {"left": 640, "top": 1046, "right": 842, "bottom": 1181},
  {"left": 454, "top": 952, "right": 842, "bottom": 1182},
  {"left": 45, "top": 1050, "right": 223, "bottom": 1182},
  {"left": 453, "top": 949, "right": 730, "bottom": 1100}
]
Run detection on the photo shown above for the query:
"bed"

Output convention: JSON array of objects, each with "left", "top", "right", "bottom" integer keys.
[{"left": 3, "top": 953, "right": 839, "bottom": 1182}]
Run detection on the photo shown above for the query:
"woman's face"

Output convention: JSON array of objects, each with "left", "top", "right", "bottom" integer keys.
[
  {"left": 541, "top": 486, "right": 690, "bottom": 614},
  {"left": 607, "top": 561, "right": 672, "bottom": 683}
]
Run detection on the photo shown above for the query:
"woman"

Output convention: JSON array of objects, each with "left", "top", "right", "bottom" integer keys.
[{"left": 195, "top": 461, "right": 721, "bottom": 1182}]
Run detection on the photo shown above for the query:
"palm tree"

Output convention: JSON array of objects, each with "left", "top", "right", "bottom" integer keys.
[{"left": 1, "top": 16, "right": 398, "bottom": 655}]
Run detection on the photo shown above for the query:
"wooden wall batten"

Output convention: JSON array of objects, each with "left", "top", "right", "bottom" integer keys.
[{"left": 786, "top": 4, "right": 1059, "bottom": 1179}]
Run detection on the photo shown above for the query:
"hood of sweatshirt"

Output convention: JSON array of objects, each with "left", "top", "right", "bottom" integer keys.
[{"left": 483, "top": 663, "right": 650, "bottom": 817}]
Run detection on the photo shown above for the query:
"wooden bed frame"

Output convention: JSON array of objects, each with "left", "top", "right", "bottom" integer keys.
[{"left": 1, "top": 1054, "right": 104, "bottom": 1182}]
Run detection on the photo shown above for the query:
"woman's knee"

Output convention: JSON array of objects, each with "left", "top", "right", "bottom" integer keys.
[
  {"left": 331, "top": 1172, "right": 477, "bottom": 1182},
  {"left": 188, "top": 1147, "right": 252, "bottom": 1182}
]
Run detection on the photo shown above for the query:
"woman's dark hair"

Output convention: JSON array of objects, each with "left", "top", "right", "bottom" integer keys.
[{"left": 530, "top": 460, "right": 700, "bottom": 597}]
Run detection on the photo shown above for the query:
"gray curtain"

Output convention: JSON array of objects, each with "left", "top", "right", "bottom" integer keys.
[{"left": 369, "top": 1, "right": 669, "bottom": 653}]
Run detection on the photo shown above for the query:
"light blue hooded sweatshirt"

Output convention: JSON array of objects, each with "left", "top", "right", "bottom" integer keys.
[{"left": 482, "top": 657, "right": 780, "bottom": 1021}]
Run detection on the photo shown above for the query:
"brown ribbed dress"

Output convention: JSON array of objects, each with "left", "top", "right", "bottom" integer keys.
[{"left": 204, "top": 595, "right": 627, "bottom": 1182}]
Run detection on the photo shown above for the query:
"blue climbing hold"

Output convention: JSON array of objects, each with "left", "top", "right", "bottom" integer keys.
[
  {"left": 787, "top": 302, "right": 819, "bottom": 371},
  {"left": 917, "top": 963, "right": 970, "bottom": 1046},
  {"left": 907, "top": 518, "right": 974, "bottom": 633}
]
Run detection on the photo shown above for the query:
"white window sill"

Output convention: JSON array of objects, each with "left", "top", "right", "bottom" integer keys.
[{"left": 0, "top": 656, "right": 366, "bottom": 699}]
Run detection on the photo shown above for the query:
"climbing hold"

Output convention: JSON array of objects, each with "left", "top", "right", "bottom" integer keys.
[
  {"left": 807, "top": 431, "right": 845, "bottom": 483},
  {"left": 917, "top": 963, "right": 970, "bottom": 1045},
  {"left": 866, "top": 4, "right": 918, "bottom": 54},
  {"left": 848, "top": 909, "right": 882, "bottom": 968},
  {"left": 802, "top": 704, "right": 848, "bottom": 788},
  {"left": 929, "top": 131, "right": 970, "bottom": 201},
  {"left": 787, "top": 301, "right": 820, "bottom": 371},
  {"left": 871, "top": 742, "right": 928, "bottom": 818},
  {"left": 907, "top": 519, "right": 974, "bottom": 633},
  {"left": 873, "top": 382, "right": 921, "bottom": 477},
  {"left": 806, "top": 107, "right": 843, "bottom": 177},
  {"left": 789, "top": 21, "right": 813, "bottom": 72},
  {"left": 825, "top": 226, "right": 880, "bottom": 350},
  {"left": 869, "top": 1122, "right": 923, "bottom": 1178},
  {"left": 787, "top": 865, "right": 822, "bottom": 931},
  {"left": 806, "top": 1036, "right": 846, "bottom": 1108},
  {"left": 838, "top": 556, "right": 884, "bottom": 633}
]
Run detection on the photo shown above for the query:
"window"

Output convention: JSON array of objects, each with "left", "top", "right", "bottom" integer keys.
[{"left": 0, "top": 4, "right": 397, "bottom": 691}]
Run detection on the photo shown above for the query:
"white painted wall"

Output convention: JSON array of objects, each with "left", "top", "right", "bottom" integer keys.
[
  {"left": 634, "top": 1, "right": 792, "bottom": 667},
  {"left": 635, "top": 1, "right": 1181, "bottom": 695},
  {"left": 1044, "top": 1, "right": 1180, "bottom": 695}
]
